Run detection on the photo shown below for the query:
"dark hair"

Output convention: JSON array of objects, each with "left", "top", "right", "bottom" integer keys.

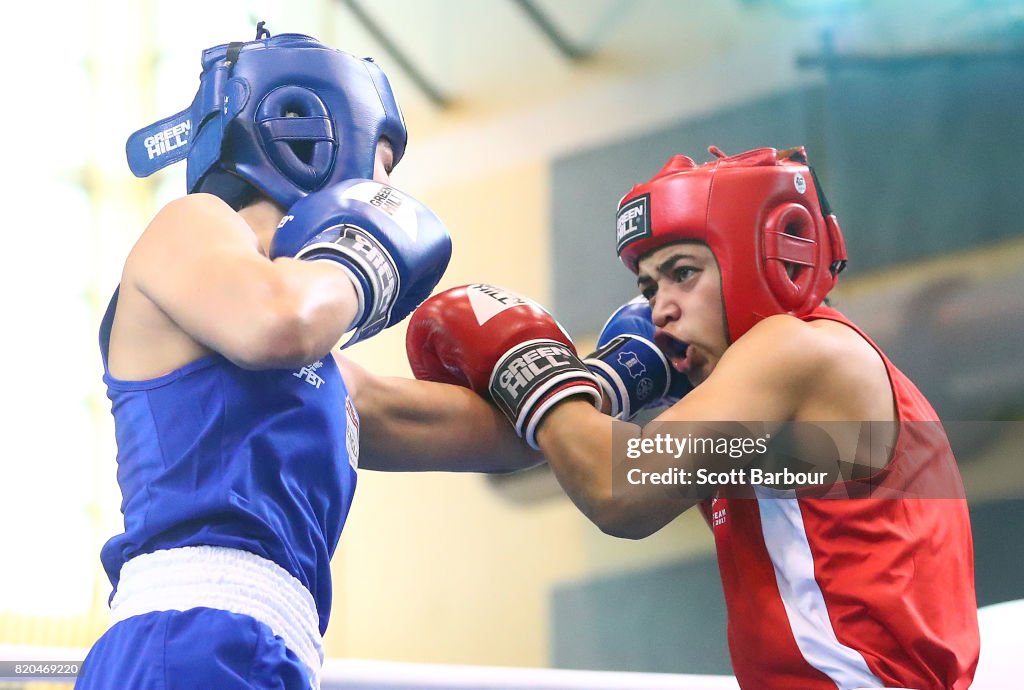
[{"left": 229, "top": 182, "right": 263, "bottom": 212}]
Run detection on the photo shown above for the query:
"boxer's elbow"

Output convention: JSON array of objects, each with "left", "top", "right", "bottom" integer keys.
[
  {"left": 589, "top": 497, "right": 662, "bottom": 540},
  {"left": 585, "top": 486, "right": 683, "bottom": 540},
  {"left": 228, "top": 316, "right": 314, "bottom": 370},
  {"left": 231, "top": 291, "right": 337, "bottom": 369},
  {"left": 258, "top": 312, "right": 324, "bottom": 368},
  {"left": 548, "top": 450, "right": 660, "bottom": 539}
]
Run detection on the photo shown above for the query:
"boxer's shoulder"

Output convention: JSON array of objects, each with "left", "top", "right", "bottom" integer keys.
[
  {"left": 704, "top": 314, "right": 893, "bottom": 421},
  {"left": 758, "top": 315, "right": 895, "bottom": 422},
  {"left": 717, "top": 315, "right": 828, "bottom": 380},
  {"left": 131, "top": 194, "right": 254, "bottom": 263}
]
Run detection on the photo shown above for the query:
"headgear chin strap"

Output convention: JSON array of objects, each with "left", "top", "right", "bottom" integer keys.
[
  {"left": 125, "top": 28, "right": 407, "bottom": 209},
  {"left": 616, "top": 146, "right": 848, "bottom": 343}
]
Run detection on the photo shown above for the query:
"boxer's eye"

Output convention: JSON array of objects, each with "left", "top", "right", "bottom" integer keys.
[{"left": 672, "top": 266, "right": 698, "bottom": 283}]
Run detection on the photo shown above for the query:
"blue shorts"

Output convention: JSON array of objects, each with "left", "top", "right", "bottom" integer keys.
[{"left": 75, "top": 607, "right": 311, "bottom": 689}]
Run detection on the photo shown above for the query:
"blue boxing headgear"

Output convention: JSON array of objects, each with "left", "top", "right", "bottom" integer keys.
[{"left": 126, "top": 30, "right": 407, "bottom": 209}]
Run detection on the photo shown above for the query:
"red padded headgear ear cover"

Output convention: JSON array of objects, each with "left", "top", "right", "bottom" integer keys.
[{"left": 615, "top": 146, "right": 847, "bottom": 342}]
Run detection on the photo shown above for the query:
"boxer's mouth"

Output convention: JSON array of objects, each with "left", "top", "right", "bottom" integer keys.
[
  {"left": 655, "top": 330, "right": 691, "bottom": 373},
  {"left": 671, "top": 346, "right": 692, "bottom": 375}
]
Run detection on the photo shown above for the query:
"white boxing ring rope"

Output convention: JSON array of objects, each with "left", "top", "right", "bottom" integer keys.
[
  {"left": 319, "top": 659, "right": 739, "bottom": 689},
  {"left": 4, "top": 596, "right": 1021, "bottom": 690},
  {"left": 0, "top": 645, "right": 738, "bottom": 688}
]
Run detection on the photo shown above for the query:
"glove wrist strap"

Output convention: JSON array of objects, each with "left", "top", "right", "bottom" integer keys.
[
  {"left": 584, "top": 334, "right": 671, "bottom": 421},
  {"left": 488, "top": 339, "right": 601, "bottom": 449},
  {"left": 295, "top": 223, "right": 401, "bottom": 347}
]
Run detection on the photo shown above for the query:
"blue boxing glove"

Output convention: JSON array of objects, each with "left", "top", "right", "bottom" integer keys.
[
  {"left": 584, "top": 297, "right": 693, "bottom": 420},
  {"left": 270, "top": 180, "right": 452, "bottom": 347}
]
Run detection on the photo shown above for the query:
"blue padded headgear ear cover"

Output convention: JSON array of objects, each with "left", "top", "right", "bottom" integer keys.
[{"left": 126, "top": 33, "right": 407, "bottom": 209}]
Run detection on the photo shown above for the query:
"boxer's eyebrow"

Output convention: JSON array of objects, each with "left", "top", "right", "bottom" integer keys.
[
  {"left": 656, "top": 253, "right": 699, "bottom": 276},
  {"left": 638, "top": 253, "right": 699, "bottom": 286}
]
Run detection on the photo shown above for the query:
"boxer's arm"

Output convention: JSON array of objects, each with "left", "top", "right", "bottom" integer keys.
[
  {"left": 536, "top": 315, "right": 825, "bottom": 538},
  {"left": 126, "top": 194, "right": 358, "bottom": 369},
  {"left": 336, "top": 354, "right": 545, "bottom": 473}
]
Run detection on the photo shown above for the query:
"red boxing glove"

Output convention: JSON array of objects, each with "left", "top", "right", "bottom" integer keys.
[{"left": 407, "top": 283, "right": 602, "bottom": 449}]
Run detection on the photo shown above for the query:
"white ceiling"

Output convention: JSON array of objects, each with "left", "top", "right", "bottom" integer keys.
[
  {"left": 321, "top": 0, "right": 1023, "bottom": 135},
  {"left": 325, "top": 0, "right": 817, "bottom": 130},
  {"left": 295, "top": 0, "right": 1020, "bottom": 191}
]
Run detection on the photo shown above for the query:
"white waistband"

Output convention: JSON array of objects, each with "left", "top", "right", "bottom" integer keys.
[{"left": 110, "top": 546, "right": 323, "bottom": 689}]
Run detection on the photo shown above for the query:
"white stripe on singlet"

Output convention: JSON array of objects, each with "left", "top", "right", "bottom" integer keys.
[{"left": 754, "top": 487, "right": 885, "bottom": 690}]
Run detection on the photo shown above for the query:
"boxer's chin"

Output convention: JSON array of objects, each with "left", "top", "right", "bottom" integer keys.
[{"left": 683, "top": 346, "right": 715, "bottom": 386}]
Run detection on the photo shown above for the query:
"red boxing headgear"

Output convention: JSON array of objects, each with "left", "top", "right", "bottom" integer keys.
[{"left": 615, "top": 146, "right": 847, "bottom": 342}]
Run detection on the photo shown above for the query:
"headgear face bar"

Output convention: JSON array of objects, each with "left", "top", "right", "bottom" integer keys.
[
  {"left": 616, "top": 146, "right": 848, "bottom": 342},
  {"left": 126, "top": 24, "right": 407, "bottom": 209}
]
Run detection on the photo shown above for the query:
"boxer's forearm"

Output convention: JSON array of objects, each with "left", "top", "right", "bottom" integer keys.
[
  {"left": 536, "top": 400, "right": 697, "bottom": 539},
  {"left": 533, "top": 400, "right": 619, "bottom": 528},
  {"left": 356, "top": 374, "right": 545, "bottom": 473}
]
